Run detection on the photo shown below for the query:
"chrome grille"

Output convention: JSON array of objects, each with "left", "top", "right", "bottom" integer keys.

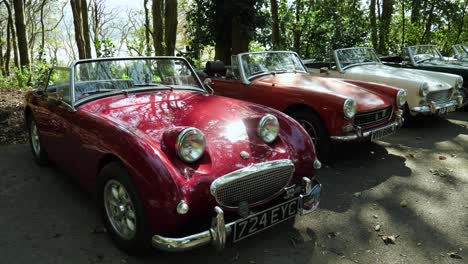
[
  {"left": 354, "top": 106, "right": 392, "bottom": 127},
  {"left": 210, "top": 159, "right": 294, "bottom": 208},
  {"left": 427, "top": 89, "right": 452, "bottom": 103}
]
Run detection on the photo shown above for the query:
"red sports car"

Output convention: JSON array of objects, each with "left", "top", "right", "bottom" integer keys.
[
  {"left": 24, "top": 57, "right": 321, "bottom": 254},
  {"left": 205, "top": 51, "right": 407, "bottom": 160}
]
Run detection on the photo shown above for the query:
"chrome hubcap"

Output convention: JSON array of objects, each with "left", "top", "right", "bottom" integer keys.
[
  {"left": 30, "top": 121, "right": 41, "bottom": 155},
  {"left": 298, "top": 120, "right": 318, "bottom": 146},
  {"left": 104, "top": 180, "right": 137, "bottom": 240}
]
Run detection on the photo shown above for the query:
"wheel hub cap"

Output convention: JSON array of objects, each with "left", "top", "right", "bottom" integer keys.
[{"left": 104, "top": 180, "right": 137, "bottom": 240}]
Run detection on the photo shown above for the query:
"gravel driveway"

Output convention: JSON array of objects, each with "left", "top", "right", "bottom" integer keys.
[{"left": 0, "top": 113, "right": 467, "bottom": 264}]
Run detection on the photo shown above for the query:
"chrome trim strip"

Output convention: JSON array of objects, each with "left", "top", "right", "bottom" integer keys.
[
  {"left": 411, "top": 99, "right": 459, "bottom": 113},
  {"left": 152, "top": 178, "right": 320, "bottom": 252},
  {"left": 331, "top": 118, "right": 402, "bottom": 142}
]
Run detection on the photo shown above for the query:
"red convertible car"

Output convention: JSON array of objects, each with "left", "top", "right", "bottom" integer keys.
[
  {"left": 24, "top": 57, "right": 321, "bottom": 254},
  {"left": 205, "top": 51, "right": 407, "bottom": 160}
]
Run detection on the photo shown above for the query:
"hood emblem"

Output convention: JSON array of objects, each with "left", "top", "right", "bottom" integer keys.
[{"left": 240, "top": 151, "right": 250, "bottom": 160}]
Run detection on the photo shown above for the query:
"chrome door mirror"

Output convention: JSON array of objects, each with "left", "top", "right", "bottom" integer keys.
[
  {"left": 203, "top": 78, "right": 214, "bottom": 95},
  {"left": 319, "top": 67, "right": 329, "bottom": 74}
]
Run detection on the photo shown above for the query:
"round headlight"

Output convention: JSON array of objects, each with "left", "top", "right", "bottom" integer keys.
[
  {"left": 176, "top": 128, "right": 206, "bottom": 163},
  {"left": 419, "top": 82, "right": 429, "bottom": 97},
  {"left": 396, "top": 89, "right": 407, "bottom": 107},
  {"left": 343, "top": 98, "right": 357, "bottom": 119},
  {"left": 257, "top": 114, "right": 279, "bottom": 143},
  {"left": 456, "top": 77, "right": 464, "bottom": 89}
]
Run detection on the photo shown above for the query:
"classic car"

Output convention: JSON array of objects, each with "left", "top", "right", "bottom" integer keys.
[
  {"left": 452, "top": 44, "right": 468, "bottom": 63},
  {"left": 378, "top": 45, "right": 467, "bottom": 107},
  {"left": 305, "top": 47, "right": 465, "bottom": 116},
  {"left": 204, "top": 51, "right": 406, "bottom": 160},
  {"left": 24, "top": 57, "right": 322, "bottom": 254}
]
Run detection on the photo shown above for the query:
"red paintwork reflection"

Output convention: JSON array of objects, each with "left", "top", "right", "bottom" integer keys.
[
  {"left": 211, "top": 72, "right": 401, "bottom": 136},
  {"left": 25, "top": 89, "right": 316, "bottom": 235}
]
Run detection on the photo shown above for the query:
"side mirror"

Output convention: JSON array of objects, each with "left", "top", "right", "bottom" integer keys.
[
  {"left": 319, "top": 67, "right": 329, "bottom": 74},
  {"left": 204, "top": 78, "right": 213, "bottom": 86},
  {"left": 203, "top": 78, "right": 214, "bottom": 95}
]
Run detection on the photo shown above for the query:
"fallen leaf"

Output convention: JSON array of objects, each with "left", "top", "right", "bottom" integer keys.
[
  {"left": 439, "top": 155, "right": 447, "bottom": 160},
  {"left": 374, "top": 225, "right": 381, "bottom": 232},
  {"left": 448, "top": 252, "right": 462, "bottom": 259},
  {"left": 400, "top": 200, "right": 408, "bottom": 208},
  {"left": 353, "top": 192, "right": 362, "bottom": 198},
  {"left": 407, "top": 153, "right": 416, "bottom": 159},
  {"left": 327, "top": 232, "right": 337, "bottom": 238},
  {"left": 372, "top": 214, "right": 379, "bottom": 219},
  {"left": 381, "top": 234, "right": 399, "bottom": 245}
]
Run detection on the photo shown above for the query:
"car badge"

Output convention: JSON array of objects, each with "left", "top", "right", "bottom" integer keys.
[
  {"left": 240, "top": 151, "right": 250, "bottom": 160},
  {"left": 238, "top": 201, "right": 250, "bottom": 218}
]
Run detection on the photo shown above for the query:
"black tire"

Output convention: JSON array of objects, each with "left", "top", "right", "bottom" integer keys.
[
  {"left": 288, "top": 108, "right": 331, "bottom": 161},
  {"left": 98, "top": 162, "right": 152, "bottom": 255},
  {"left": 27, "top": 115, "right": 49, "bottom": 166}
]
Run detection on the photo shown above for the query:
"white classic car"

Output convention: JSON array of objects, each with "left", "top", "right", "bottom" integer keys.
[
  {"left": 452, "top": 44, "right": 468, "bottom": 63},
  {"left": 304, "top": 47, "right": 464, "bottom": 116}
]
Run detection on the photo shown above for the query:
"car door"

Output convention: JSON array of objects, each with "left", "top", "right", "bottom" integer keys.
[{"left": 38, "top": 68, "right": 75, "bottom": 168}]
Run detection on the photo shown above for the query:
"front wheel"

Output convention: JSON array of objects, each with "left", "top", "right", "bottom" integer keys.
[
  {"left": 98, "top": 162, "right": 152, "bottom": 255},
  {"left": 288, "top": 109, "right": 331, "bottom": 161},
  {"left": 27, "top": 116, "right": 49, "bottom": 165}
]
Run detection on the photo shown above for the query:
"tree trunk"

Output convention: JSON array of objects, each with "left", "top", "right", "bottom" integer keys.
[
  {"left": 152, "top": 0, "right": 164, "bottom": 55},
  {"left": 164, "top": 0, "right": 177, "bottom": 55},
  {"left": 420, "top": 3, "right": 434, "bottom": 43},
  {"left": 270, "top": 0, "right": 280, "bottom": 49},
  {"left": 144, "top": 0, "right": 152, "bottom": 55},
  {"left": 410, "top": 0, "right": 422, "bottom": 24},
  {"left": 2, "top": 0, "right": 13, "bottom": 75},
  {"left": 293, "top": 0, "right": 302, "bottom": 51},
  {"left": 378, "top": 0, "right": 394, "bottom": 54},
  {"left": 370, "top": 0, "right": 378, "bottom": 49},
  {"left": 401, "top": 0, "right": 405, "bottom": 48},
  {"left": 70, "top": 0, "right": 87, "bottom": 59},
  {"left": 12, "top": 0, "right": 30, "bottom": 68},
  {"left": 214, "top": 0, "right": 231, "bottom": 64},
  {"left": 81, "top": 0, "right": 92, "bottom": 58},
  {"left": 38, "top": 0, "right": 47, "bottom": 61}
]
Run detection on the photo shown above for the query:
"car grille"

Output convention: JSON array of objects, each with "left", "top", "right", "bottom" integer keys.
[
  {"left": 354, "top": 106, "right": 392, "bottom": 127},
  {"left": 210, "top": 160, "right": 294, "bottom": 208},
  {"left": 427, "top": 89, "right": 452, "bottom": 103}
]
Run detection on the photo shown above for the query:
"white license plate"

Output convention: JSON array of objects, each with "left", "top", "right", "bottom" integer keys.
[
  {"left": 438, "top": 105, "right": 456, "bottom": 115},
  {"left": 371, "top": 125, "right": 396, "bottom": 141},
  {"left": 233, "top": 198, "right": 299, "bottom": 242}
]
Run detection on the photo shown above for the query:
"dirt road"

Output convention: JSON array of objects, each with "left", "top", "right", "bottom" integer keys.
[{"left": 1, "top": 113, "right": 467, "bottom": 264}]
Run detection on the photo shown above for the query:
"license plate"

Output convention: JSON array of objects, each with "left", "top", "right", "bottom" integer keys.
[
  {"left": 371, "top": 125, "right": 396, "bottom": 141},
  {"left": 233, "top": 198, "right": 299, "bottom": 242},
  {"left": 438, "top": 105, "right": 456, "bottom": 115}
]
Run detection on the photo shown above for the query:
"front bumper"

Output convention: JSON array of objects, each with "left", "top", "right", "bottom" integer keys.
[
  {"left": 411, "top": 98, "right": 462, "bottom": 114},
  {"left": 151, "top": 177, "right": 321, "bottom": 252},
  {"left": 330, "top": 116, "right": 403, "bottom": 142}
]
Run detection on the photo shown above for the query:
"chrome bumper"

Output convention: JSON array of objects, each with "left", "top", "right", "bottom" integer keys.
[
  {"left": 330, "top": 117, "right": 403, "bottom": 142},
  {"left": 151, "top": 177, "right": 319, "bottom": 252},
  {"left": 411, "top": 98, "right": 461, "bottom": 113}
]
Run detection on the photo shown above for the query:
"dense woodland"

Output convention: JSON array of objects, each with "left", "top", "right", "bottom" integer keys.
[{"left": 0, "top": 0, "right": 467, "bottom": 87}]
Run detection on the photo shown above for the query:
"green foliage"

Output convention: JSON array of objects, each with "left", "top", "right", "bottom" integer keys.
[{"left": 95, "top": 38, "right": 117, "bottom": 58}]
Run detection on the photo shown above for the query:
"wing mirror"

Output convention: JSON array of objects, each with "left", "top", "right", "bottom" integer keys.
[
  {"left": 203, "top": 78, "right": 214, "bottom": 95},
  {"left": 319, "top": 67, "right": 329, "bottom": 74},
  {"left": 47, "top": 98, "right": 60, "bottom": 106}
]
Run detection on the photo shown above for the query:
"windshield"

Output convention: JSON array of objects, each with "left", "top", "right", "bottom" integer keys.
[
  {"left": 453, "top": 45, "right": 468, "bottom": 60},
  {"left": 239, "top": 52, "right": 306, "bottom": 80},
  {"left": 408, "top": 45, "right": 443, "bottom": 64},
  {"left": 73, "top": 58, "right": 203, "bottom": 102},
  {"left": 335, "top": 48, "right": 380, "bottom": 70}
]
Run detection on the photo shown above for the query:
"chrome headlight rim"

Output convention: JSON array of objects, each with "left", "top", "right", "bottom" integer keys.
[
  {"left": 396, "top": 89, "right": 407, "bottom": 107},
  {"left": 257, "top": 114, "right": 280, "bottom": 144},
  {"left": 343, "top": 98, "right": 357, "bottom": 120},
  {"left": 176, "top": 127, "right": 206, "bottom": 163},
  {"left": 419, "top": 82, "right": 429, "bottom": 97},
  {"left": 455, "top": 77, "right": 464, "bottom": 89}
]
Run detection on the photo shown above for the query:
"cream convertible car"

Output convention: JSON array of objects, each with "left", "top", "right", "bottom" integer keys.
[{"left": 305, "top": 47, "right": 464, "bottom": 117}]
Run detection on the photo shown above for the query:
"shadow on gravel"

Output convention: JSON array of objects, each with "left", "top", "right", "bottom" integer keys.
[{"left": 320, "top": 142, "right": 411, "bottom": 213}]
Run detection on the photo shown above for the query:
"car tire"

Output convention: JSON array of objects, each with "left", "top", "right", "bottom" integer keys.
[
  {"left": 98, "top": 162, "right": 152, "bottom": 255},
  {"left": 288, "top": 108, "right": 331, "bottom": 161},
  {"left": 27, "top": 115, "right": 49, "bottom": 166}
]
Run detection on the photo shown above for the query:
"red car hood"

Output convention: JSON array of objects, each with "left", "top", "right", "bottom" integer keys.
[
  {"left": 78, "top": 90, "right": 306, "bottom": 177},
  {"left": 256, "top": 73, "right": 390, "bottom": 112}
]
